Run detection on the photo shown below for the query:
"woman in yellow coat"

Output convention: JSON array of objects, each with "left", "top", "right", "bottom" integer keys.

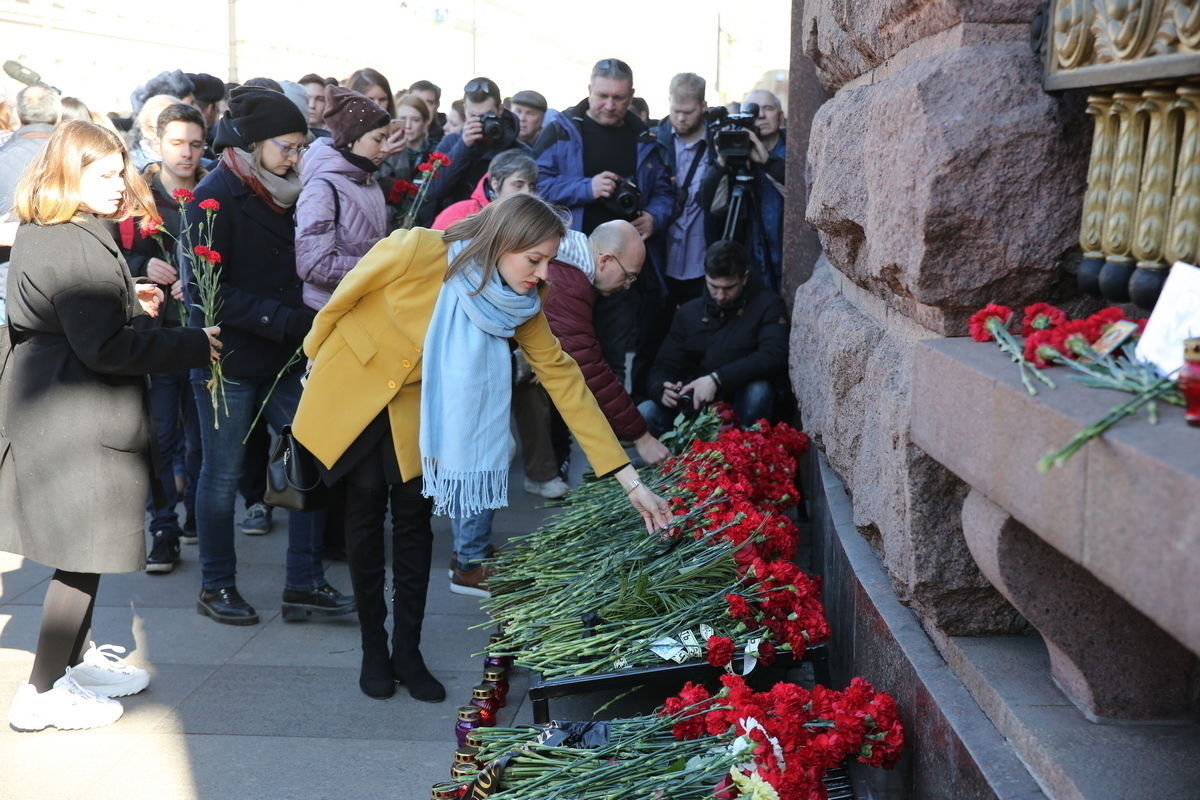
[{"left": 293, "top": 194, "right": 671, "bottom": 701}]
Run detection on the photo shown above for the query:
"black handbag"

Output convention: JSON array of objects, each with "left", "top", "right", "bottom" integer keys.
[{"left": 264, "top": 425, "right": 328, "bottom": 511}]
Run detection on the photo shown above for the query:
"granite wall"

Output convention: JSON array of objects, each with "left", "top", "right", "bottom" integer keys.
[{"left": 786, "top": 0, "right": 1090, "bottom": 635}]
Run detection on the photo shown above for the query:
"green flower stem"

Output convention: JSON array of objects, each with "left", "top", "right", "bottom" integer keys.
[
  {"left": 241, "top": 345, "right": 304, "bottom": 444},
  {"left": 990, "top": 320, "right": 1054, "bottom": 394},
  {"left": 1038, "top": 373, "right": 1179, "bottom": 471}
]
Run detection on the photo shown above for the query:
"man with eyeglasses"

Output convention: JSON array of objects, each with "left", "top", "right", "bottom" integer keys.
[
  {"left": 425, "top": 77, "right": 527, "bottom": 212},
  {"left": 638, "top": 240, "right": 789, "bottom": 436},
  {"left": 516, "top": 221, "right": 671, "bottom": 497},
  {"left": 532, "top": 58, "right": 673, "bottom": 393}
]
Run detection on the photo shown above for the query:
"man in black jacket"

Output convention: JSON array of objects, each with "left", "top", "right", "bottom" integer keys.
[
  {"left": 426, "top": 77, "right": 526, "bottom": 211},
  {"left": 120, "top": 102, "right": 209, "bottom": 572},
  {"left": 639, "top": 240, "right": 789, "bottom": 435}
]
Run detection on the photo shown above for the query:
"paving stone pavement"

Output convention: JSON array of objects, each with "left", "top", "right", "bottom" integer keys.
[{"left": 0, "top": 464, "right": 569, "bottom": 800}]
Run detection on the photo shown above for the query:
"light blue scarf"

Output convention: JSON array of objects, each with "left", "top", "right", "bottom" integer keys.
[{"left": 420, "top": 240, "right": 542, "bottom": 517}]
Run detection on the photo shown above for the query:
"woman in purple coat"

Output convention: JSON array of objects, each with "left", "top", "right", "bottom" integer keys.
[{"left": 296, "top": 86, "right": 390, "bottom": 311}]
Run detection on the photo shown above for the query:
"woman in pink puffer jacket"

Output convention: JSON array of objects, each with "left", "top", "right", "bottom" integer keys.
[{"left": 431, "top": 149, "right": 538, "bottom": 230}]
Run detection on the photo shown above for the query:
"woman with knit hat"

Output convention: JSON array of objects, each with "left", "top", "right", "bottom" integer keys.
[
  {"left": 184, "top": 85, "right": 354, "bottom": 626},
  {"left": 296, "top": 87, "right": 390, "bottom": 311}
]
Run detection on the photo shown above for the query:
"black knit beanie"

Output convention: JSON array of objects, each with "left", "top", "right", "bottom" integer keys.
[
  {"left": 225, "top": 85, "right": 308, "bottom": 145},
  {"left": 323, "top": 86, "right": 391, "bottom": 149}
]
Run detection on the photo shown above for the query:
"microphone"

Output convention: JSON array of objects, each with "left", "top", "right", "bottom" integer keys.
[{"left": 3, "top": 60, "right": 59, "bottom": 94}]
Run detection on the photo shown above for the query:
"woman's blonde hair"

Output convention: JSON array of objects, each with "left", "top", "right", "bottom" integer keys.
[
  {"left": 443, "top": 194, "right": 568, "bottom": 290},
  {"left": 396, "top": 93, "right": 430, "bottom": 124},
  {"left": 13, "top": 119, "right": 156, "bottom": 225},
  {"left": 137, "top": 94, "right": 182, "bottom": 139}
]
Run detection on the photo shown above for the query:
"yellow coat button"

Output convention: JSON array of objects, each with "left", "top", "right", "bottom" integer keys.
[
  {"left": 401, "top": 359, "right": 412, "bottom": 369},
  {"left": 387, "top": 380, "right": 397, "bottom": 390}
]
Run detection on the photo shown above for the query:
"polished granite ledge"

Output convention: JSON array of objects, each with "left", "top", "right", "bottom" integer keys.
[{"left": 909, "top": 337, "right": 1200, "bottom": 656}]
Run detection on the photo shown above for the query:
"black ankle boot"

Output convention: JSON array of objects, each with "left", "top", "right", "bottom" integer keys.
[
  {"left": 359, "top": 640, "right": 395, "bottom": 699},
  {"left": 392, "top": 649, "right": 445, "bottom": 703}
]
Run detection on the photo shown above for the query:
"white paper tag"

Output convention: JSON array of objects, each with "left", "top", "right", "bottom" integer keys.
[
  {"left": 1136, "top": 261, "right": 1200, "bottom": 374},
  {"left": 612, "top": 655, "right": 629, "bottom": 670},
  {"left": 679, "top": 629, "right": 702, "bottom": 659},
  {"left": 649, "top": 636, "right": 685, "bottom": 662},
  {"left": 699, "top": 624, "right": 715, "bottom": 641},
  {"left": 739, "top": 638, "right": 762, "bottom": 676}
]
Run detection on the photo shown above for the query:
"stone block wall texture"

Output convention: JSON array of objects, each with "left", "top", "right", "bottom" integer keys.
[{"left": 787, "top": 0, "right": 1089, "bottom": 634}]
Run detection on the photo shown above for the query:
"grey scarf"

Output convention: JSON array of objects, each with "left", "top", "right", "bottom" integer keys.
[{"left": 230, "top": 147, "right": 302, "bottom": 209}]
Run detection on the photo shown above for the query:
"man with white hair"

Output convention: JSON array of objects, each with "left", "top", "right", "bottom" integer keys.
[{"left": 0, "top": 83, "right": 62, "bottom": 263}]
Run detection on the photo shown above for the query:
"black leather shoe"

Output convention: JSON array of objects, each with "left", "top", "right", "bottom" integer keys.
[
  {"left": 281, "top": 584, "right": 356, "bottom": 621},
  {"left": 197, "top": 587, "right": 259, "bottom": 626}
]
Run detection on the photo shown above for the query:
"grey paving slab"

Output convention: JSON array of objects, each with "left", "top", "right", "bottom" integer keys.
[
  {"left": 0, "top": 553, "right": 51, "bottom": 608},
  {"left": 100, "top": 735, "right": 455, "bottom": 800},
  {"left": 0, "top": 731, "right": 151, "bottom": 799},
  {"left": 168, "top": 663, "right": 486, "bottom": 741},
  {"left": 1, "top": 605, "right": 270, "bottom": 668},
  {"left": 0, "top": 443, "right": 593, "bottom": 800},
  {"left": 0, "top": 663, "right": 218, "bottom": 736}
]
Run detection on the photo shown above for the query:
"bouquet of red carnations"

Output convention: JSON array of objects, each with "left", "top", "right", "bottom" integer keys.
[
  {"left": 482, "top": 409, "right": 826, "bottom": 680},
  {"left": 455, "top": 674, "right": 903, "bottom": 800}
]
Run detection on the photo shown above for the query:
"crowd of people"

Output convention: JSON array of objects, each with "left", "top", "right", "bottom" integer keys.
[{"left": 0, "top": 58, "right": 789, "bottom": 731}]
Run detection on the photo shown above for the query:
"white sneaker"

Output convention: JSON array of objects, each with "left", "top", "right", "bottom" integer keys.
[
  {"left": 523, "top": 476, "right": 570, "bottom": 499},
  {"left": 69, "top": 642, "right": 150, "bottom": 698},
  {"left": 7, "top": 674, "right": 123, "bottom": 732}
]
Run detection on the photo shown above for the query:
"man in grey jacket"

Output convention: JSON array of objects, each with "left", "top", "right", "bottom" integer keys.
[
  {"left": 0, "top": 84, "right": 61, "bottom": 216},
  {"left": 0, "top": 83, "right": 61, "bottom": 265}
]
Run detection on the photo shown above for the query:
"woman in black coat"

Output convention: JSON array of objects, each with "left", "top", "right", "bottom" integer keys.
[
  {"left": 0, "top": 120, "right": 219, "bottom": 731},
  {"left": 183, "top": 86, "right": 352, "bottom": 626}
]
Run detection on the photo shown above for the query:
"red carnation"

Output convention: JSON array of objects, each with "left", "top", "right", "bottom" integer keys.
[
  {"left": 172, "top": 188, "right": 195, "bottom": 204},
  {"left": 205, "top": 249, "right": 222, "bottom": 264},
  {"left": 1085, "top": 306, "right": 1128, "bottom": 338},
  {"left": 430, "top": 152, "right": 452, "bottom": 167},
  {"left": 198, "top": 198, "right": 221, "bottom": 211},
  {"left": 416, "top": 160, "right": 434, "bottom": 173},
  {"left": 1023, "top": 329, "right": 1066, "bottom": 368},
  {"left": 387, "top": 180, "right": 419, "bottom": 204},
  {"left": 140, "top": 218, "right": 162, "bottom": 236},
  {"left": 1020, "top": 302, "right": 1067, "bottom": 336},
  {"left": 725, "top": 593, "right": 754, "bottom": 620},
  {"left": 967, "top": 304, "right": 1013, "bottom": 342},
  {"left": 706, "top": 635, "right": 735, "bottom": 668},
  {"left": 193, "top": 245, "right": 210, "bottom": 258}
]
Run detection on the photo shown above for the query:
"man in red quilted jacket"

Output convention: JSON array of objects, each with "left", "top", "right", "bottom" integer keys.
[{"left": 516, "top": 220, "right": 672, "bottom": 473}]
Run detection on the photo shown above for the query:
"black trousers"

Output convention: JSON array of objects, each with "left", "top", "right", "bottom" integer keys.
[{"left": 341, "top": 442, "right": 433, "bottom": 659}]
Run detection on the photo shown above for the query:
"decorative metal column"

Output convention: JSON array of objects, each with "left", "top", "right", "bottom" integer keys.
[{"left": 1046, "top": 0, "right": 1200, "bottom": 309}]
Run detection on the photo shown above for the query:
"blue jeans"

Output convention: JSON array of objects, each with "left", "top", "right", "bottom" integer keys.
[
  {"left": 146, "top": 368, "right": 201, "bottom": 537},
  {"left": 638, "top": 379, "right": 776, "bottom": 437},
  {"left": 191, "top": 369, "right": 325, "bottom": 591},
  {"left": 451, "top": 510, "right": 494, "bottom": 570}
]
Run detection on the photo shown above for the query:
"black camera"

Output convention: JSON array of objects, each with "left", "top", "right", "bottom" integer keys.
[
  {"left": 676, "top": 390, "right": 703, "bottom": 419},
  {"left": 479, "top": 111, "right": 504, "bottom": 142},
  {"left": 601, "top": 176, "right": 641, "bottom": 220},
  {"left": 705, "top": 103, "right": 760, "bottom": 163}
]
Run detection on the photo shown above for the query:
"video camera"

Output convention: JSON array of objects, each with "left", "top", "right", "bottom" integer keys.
[{"left": 704, "top": 102, "right": 760, "bottom": 165}]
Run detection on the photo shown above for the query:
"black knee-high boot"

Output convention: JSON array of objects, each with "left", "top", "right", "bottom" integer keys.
[
  {"left": 343, "top": 481, "right": 395, "bottom": 699},
  {"left": 388, "top": 478, "right": 444, "bottom": 703}
]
